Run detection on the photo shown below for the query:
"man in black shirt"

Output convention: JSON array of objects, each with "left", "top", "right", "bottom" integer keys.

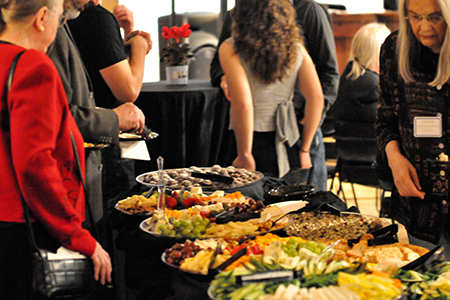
[
  {"left": 68, "top": 3, "right": 150, "bottom": 214},
  {"left": 210, "top": 0, "right": 339, "bottom": 191}
]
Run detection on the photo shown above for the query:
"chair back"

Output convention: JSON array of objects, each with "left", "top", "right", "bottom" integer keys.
[{"left": 334, "top": 120, "right": 377, "bottom": 163}]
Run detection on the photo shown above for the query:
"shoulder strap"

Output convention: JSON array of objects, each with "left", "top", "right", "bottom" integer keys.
[
  {"left": 3, "top": 51, "right": 38, "bottom": 249},
  {"left": 4, "top": 51, "right": 25, "bottom": 100}
]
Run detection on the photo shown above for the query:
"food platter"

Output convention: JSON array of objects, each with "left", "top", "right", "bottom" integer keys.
[
  {"left": 136, "top": 165, "right": 264, "bottom": 191},
  {"left": 161, "top": 253, "right": 206, "bottom": 276},
  {"left": 139, "top": 215, "right": 291, "bottom": 241},
  {"left": 83, "top": 142, "right": 108, "bottom": 149},
  {"left": 114, "top": 188, "right": 258, "bottom": 218},
  {"left": 114, "top": 202, "right": 154, "bottom": 217},
  {"left": 119, "top": 132, "right": 146, "bottom": 141},
  {"left": 284, "top": 211, "right": 390, "bottom": 241},
  {"left": 119, "top": 128, "right": 159, "bottom": 141}
]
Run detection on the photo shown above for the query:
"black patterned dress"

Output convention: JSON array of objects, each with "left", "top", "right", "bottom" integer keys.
[{"left": 376, "top": 31, "right": 450, "bottom": 244}]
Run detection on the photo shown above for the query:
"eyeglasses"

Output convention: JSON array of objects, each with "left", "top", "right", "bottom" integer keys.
[{"left": 406, "top": 12, "right": 445, "bottom": 25}]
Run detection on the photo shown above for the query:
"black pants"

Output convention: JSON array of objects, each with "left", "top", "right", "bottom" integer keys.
[{"left": 226, "top": 131, "right": 300, "bottom": 178}]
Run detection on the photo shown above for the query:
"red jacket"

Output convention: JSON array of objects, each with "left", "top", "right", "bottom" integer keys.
[{"left": 0, "top": 43, "right": 96, "bottom": 256}]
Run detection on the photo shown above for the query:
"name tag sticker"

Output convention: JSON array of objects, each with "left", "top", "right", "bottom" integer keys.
[{"left": 414, "top": 116, "right": 442, "bottom": 138}]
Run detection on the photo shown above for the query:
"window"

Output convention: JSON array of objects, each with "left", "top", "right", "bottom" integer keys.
[{"left": 120, "top": 0, "right": 235, "bottom": 82}]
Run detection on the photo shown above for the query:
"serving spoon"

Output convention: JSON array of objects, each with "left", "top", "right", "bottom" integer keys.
[{"left": 157, "top": 156, "right": 168, "bottom": 222}]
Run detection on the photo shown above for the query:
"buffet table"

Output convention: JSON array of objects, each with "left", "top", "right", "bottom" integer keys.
[
  {"left": 112, "top": 178, "right": 416, "bottom": 300},
  {"left": 133, "top": 80, "right": 234, "bottom": 174}
]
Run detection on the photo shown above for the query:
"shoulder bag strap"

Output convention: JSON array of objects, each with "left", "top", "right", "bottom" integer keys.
[{"left": 3, "top": 51, "right": 38, "bottom": 249}]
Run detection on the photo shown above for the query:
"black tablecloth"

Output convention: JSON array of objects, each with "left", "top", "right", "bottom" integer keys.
[{"left": 134, "top": 80, "right": 234, "bottom": 175}]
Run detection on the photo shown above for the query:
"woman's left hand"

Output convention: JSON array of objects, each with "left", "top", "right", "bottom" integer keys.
[
  {"left": 232, "top": 154, "right": 256, "bottom": 171},
  {"left": 299, "top": 151, "right": 313, "bottom": 169}
]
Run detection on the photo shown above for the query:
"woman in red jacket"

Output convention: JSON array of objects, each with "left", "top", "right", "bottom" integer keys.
[{"left": 0, "top": 0, "right": 111, "bottom": 298}]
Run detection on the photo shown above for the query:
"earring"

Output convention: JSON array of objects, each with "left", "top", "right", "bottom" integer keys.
[{"left": 38, "top": 26, "right": 45, "bottom": 32}]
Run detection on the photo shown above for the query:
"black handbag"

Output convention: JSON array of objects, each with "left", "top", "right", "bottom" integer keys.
[{"left": 6, "top": 51, "right": 98, "bottom": 298}]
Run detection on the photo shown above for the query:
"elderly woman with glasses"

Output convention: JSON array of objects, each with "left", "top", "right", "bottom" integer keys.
[
  {"left": 376, "top": 0, "right": 450, "bottom": 254},
  {"left": 0, "top": 0, "right": 112, "bottom": 298}
]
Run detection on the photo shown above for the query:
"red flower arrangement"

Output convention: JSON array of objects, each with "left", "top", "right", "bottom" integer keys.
[{"left": 160, "top": 23, "right": 194, "bottom": 66}]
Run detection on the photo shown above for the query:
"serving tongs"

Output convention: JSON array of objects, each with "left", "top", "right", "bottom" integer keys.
[
  {"left": 236, "top": 270, "right": 298, "bottom": 285},
  {"left": 190, "top": 171, "right": 234, "bottom": 184},
  {"left": 156, "top": 156, "right": 168, "bottom": 223},
  {"left": 210, "top": 246, "right": 248, "bottom": 275},
  {"left": 207, "top": 242, "right": 222, "bottom": 276},
  {"left": 348, "top": 223, "right": 399, "bottom": 247},
  {"left": 214, "top": 207, "right": 261, "bottom": 224},
  {"left": 400, "top": 245, "right": 445, "bottom": 271}
]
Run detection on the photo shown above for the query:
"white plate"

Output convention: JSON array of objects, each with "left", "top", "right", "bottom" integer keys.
[{"left": 207, "top": 286, "right": 215, "bottom": 299}]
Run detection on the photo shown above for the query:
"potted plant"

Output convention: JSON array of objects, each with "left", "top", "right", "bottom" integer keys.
[{"left": 160, "top": 23, "right": 194, "bottom": 85}]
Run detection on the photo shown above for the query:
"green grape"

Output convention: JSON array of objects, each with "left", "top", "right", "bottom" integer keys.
[
  {"left": 201, "top": 218, "right": 210, "bottom": 227},
  {"left": 317, "top": 243, "right": 326, "bottom": 252},
  {"left": 169, "top": 230, "right": 176, "bottom": 236},
  {"left": 288, "top": 237, "right": 298, "bottom": 246},
  {"left": 174, "top": 221, "right": 182, "bottom": 228},
  {"left": 185, "top": 223, "right": 193, "bottom": 231},
  {"left": 287, "top": 249, "right": 297, "bottom": 257},
  {"left": 287, "top": 244, "right": 297, "bottom": 251},
  {"left": 179, "top": 219, "right": 189, "bottom": 227},
  {"left": 305, "top": 241, "right": 317, "bottom": 251},
  {"left": 192, "top": 221, "right": 200, "bottom": 227},
  {"left": 195, "top": 216, "right": 203, "bottom": 223},
  {"left": 193, "top": 227, "right": 203, "bottom": 235},
  {"left": 181, "top": 228, "right": 191, "bottom": 237},
  {"left": 196, "top": 225, "right": 206, "bottom": 234}
]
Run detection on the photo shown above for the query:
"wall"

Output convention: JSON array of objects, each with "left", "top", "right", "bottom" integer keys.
[
  {"left": 332, "top": 11, "right": 399, "bottom": 74},
  {"left": 102, "top": 0, "right": 117, "bottom": 12}
]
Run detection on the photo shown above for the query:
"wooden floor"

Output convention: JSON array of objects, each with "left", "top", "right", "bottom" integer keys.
[{"left": 325, "top": 154, "right": 388, "bottom": 218}]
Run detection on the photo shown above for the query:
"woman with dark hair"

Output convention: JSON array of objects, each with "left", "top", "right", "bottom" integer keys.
[
  {"left": 0, "top": 0, "right": 111, "bottom": 298},
  {"left": 376, "top": 0, "right": 450, "bottom": 254},
  {"left": 219, "top": 0, "right": 324, "bottom": 178}
]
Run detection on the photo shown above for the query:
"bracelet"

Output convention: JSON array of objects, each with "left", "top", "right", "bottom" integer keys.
[{"left": 299, "top": 148, "right": 310, "bottom": 153}]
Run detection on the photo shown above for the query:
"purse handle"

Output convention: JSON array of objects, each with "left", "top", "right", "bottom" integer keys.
[{"left": 4, "top": 51, "right": 98, "bottom": 251}]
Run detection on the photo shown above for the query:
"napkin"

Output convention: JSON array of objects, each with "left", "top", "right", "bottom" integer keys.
[
  {"left": 261, "top": 200, "right": 307, "bottom": 222},
  {"left": 47, "top": 247, "right": 87, "bottom": 260},
  {"left": 120, "top": 140, "right": 150, "bottom": 161}
]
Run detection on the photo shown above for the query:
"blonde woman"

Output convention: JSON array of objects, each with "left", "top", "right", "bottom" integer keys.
[
  {"left": 375, "top": 0, "right": 450, "bottom": 253},
  {"left": 219, "top": 0, "right": 324, "bottom": 178},
  {"left": 333, "top": 23, "right": 391, "bottom": 125}
]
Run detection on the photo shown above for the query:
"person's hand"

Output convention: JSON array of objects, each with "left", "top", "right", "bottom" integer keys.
[
  {"left": 113, "top": 5, "right": 134, "bottom": 37},
  {"left": 220, "top": 75, "right": 231, "bottom": 101},
  {"left": 90, "top": 242, "right": 112, "bottom": 285},
  {"left": 113, "top": 102, "right": 146, "bottom": 132},
  {"left": 232, "top": 154, "right": 256, "bottom": 171},
  {"left": 126, "top": 30, "right": 152, "bottom": 54},
  {"left": 389, "top": 152, "right": 425, "bottom": 199},
  {"left": 299, "top": 151, "right": 313, "bottom": 169}
]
